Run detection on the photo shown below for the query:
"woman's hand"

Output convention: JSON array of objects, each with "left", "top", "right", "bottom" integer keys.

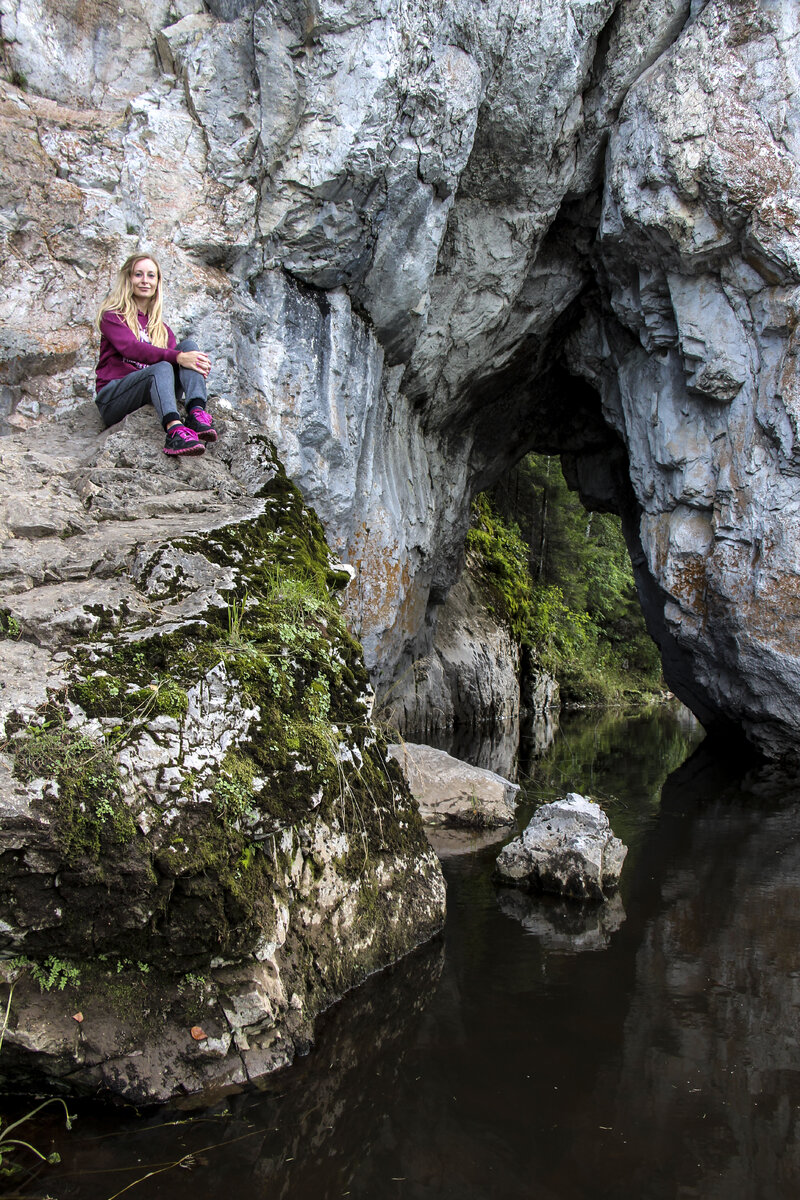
[{"left": 177, "top": 349, "right": 211, "bottom": 378}]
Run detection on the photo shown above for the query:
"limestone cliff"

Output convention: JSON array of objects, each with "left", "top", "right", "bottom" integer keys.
[
  {"left": 2, "top": 4, "right": 800, "bottom": 743},
  {"left": 380, "top": 559, "right": 558, "bottom": 776}
]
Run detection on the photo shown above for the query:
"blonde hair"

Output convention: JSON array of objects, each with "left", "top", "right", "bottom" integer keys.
[{"left": 96, "top": 252, "right": 169, "bottom": 348}]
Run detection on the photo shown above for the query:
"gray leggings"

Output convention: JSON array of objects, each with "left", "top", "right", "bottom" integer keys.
[{"left": 95, "top": 338, "right": 207, "bottom": 430}]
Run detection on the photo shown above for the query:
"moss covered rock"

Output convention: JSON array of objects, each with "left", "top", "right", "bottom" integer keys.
[{"left": 0, "top": 404, "right": 445, "bottom": 1102}]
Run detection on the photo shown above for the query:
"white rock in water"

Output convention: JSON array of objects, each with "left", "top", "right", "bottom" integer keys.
[
  {"left": 495, "top": 793, "right": 627, "bottom": 901},
  {"left": 387, "top": 742, "right": 519, "bottom": 830}
]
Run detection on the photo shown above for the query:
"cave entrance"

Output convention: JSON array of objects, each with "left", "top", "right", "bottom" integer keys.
[{"left": 477, "top": 451, "right": 663, "bottom": 711}]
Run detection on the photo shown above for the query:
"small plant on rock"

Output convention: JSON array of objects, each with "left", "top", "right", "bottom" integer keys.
[
  {"left": 0, "top": 610, "right": 21, "bottom": 640},
  {"left": 226, "top": 590, "right": 250, "bottom": 645},
  {"left": 8, "top": 955, "right": 81, "bottom": 992},
  {"left": 212, "top": 752, "right": 256, "bottom": 824},
  {"left": 12, "top": 718, "right": 133, "bottom": 858}
]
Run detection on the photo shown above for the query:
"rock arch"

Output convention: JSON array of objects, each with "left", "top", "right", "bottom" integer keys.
[{"left": 3, "top": 0, "right": 800, "bottom": 756}]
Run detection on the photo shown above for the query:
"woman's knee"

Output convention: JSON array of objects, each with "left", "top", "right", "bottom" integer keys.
[
  {"left": 149, "top": 360, "right": 178, "bottom": 407},
  {"left": 150, "top": 361, "right": 174, "bottom": 387},
  {"left": 176, "top": 337, "right": 198, "bottom": 353},
  {"left": 96, "top": 378, "right": 149, "bottom": 427}
]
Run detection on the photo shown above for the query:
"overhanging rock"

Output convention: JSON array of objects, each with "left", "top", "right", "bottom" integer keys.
[{"left": 4, "top": 3, "right": 800, "bottom": 756}]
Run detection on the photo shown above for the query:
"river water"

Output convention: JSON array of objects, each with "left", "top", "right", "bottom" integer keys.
[{"left": 8, "top": 703, "right": 800, "bottom": 1200}]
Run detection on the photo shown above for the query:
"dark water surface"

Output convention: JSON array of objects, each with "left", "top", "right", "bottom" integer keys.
[{"left": 8, "top": 704, "right": 800, "bottom": 1200}]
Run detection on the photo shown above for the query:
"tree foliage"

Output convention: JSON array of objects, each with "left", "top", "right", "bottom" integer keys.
[{"left": 467, "top": 454, "right": 663, "bottom": 705}]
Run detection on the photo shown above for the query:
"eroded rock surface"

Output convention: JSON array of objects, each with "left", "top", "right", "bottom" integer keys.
[
  {"left": 568, "top": 1, "right": 800, "bottom": 757},
  {"left": 387, "top": 741, "right": 519, "bottom": 831},
  {"left": 0, "top": 404, "right": 444, "bottom": 1101},
  {"left": 382, "top": 565, "right": 517, "bottom": 737},
  {"left": 3, "top": 2, "right": 800, "bottom": 756},
  {"left": 495, "top": 793, "right": 627, "bottom": 900}
]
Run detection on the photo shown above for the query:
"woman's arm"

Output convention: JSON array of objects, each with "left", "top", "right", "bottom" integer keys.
[{"left": 99, "top": 312, "right": 180, "bottom": 366}]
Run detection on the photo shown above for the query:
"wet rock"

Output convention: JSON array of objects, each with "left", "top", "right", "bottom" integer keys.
[
  {"left": 382, "top": 564, "right": 522, "bottom": 743},
  {"left": 495, "top": 793, "right": 627, "bottom": 901},
  {"left": 387, "top": 742, "right": 519, "bottom": 830},
  {"left": 382, "top": 560, "right": 558, "bottom": 776},
  {"left": 497, "top": 888, "right": 626, "bottom": 953}
]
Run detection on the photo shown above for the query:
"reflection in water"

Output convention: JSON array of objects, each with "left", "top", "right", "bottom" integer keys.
[
  {"left": 425, "top": 717, "right": 523, "bottom": 778},
  {"left": 593, "top": 750, "right": 800, "bottom": 1200},
  {"left": 520, "top": 701, "right": 704, "bottom": 858},
  {"left": 524, "top": 703, "right": 559, "bottom": 761},
  {"left": 13, "top": 706, "right": 800, "bottom": 1200},
  {"left": 239, "top": 938, "right": 446, "bottom": 1200},
  {"left": 426, "top": 823, "right": 512, "bottom": 858},
  {"left": 423, "top": 690, "right": 561, "bottom": 778},
  {"left": 496, "top": 888, "right": 626, "bottom": 953}
]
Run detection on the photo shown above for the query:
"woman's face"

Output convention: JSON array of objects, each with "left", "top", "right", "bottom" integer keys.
[{"left": 130, "top": 258, "right": 159, "bottom": 309}]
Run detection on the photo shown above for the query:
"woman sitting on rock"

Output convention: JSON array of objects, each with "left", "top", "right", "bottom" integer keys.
[{"left": 95, "top": 252, "right": 217, "bottom": 457}]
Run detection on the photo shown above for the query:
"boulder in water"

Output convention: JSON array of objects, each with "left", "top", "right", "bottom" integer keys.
[
  {"left": 387, "top": 743, "right": 519, "bottom": 830},
  {"left": 495, "top": 793, "right": 627, "bottom": 901}
]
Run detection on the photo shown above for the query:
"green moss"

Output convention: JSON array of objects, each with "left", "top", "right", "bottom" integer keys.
[
  {"left": 212, "top": 751, "right": 256, "bottom": 824},
  {"left": 187, "top": 444, "right": 336, "bottom": 601},
  {"left": 72, "top": 672, "right": 189, "bottom": 722},
  {"left": 12, "top": 721, "right": 135, "bottom": 860},
  {"left": 4, "top": 434, "right": 435, "bottom": 1002},
  {"left": 71, "top": 960, "right": 182, "bottom": 1039},
  {"left": 162, "top": 816, "right": 285, "bottom": 950},
  {"left": 0, "top": 610, "right": 21, "bottom": 640}
]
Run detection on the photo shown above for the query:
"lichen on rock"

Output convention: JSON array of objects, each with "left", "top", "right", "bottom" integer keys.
[{"left": 0, "top": 404, "right": 445, "bottom": 1102}]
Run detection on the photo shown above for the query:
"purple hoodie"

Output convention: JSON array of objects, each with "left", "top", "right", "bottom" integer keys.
[{"left": 96, "top": 310, "right": 179, "bottom": 393}]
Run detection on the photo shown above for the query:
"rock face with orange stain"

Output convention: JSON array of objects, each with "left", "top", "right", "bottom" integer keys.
[{"left": 4, "top": 2, "right": 800, "bottom": 755}]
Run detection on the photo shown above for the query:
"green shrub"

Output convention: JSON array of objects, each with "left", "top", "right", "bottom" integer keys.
[{"left": 468, "top": 456, "right": 664, "bottom": 706}]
